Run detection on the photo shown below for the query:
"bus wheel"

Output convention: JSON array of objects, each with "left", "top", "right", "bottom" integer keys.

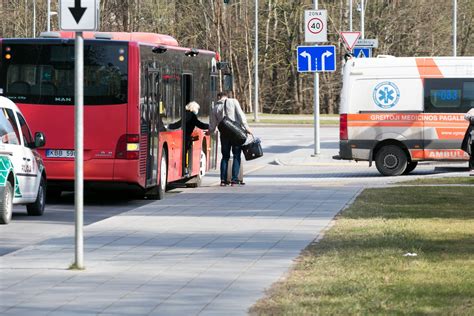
[
  {"left": 146, "top": 150, "right": 167, "bottom": 200},
  {"left": 157, "top": 150, "right": 168, "bottom": 200},
  {"left": 0, "top": 182, "right": 13, "bottom": 224},
  {"left": 27, "top": 176, "right": 46, "bottom": 216},
  {"left": 186, "top": 149, "right": 206, "bottom": 188},
  {"left": 403, "top": 161, "right": 418, "bottom": 175},
  {"left": 375, "top": 145, "right": 408, "bottom": 176}
]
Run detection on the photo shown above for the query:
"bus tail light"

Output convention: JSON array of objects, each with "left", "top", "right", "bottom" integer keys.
[
  {"left": 116, "top": 134, "right": 140, "bottom": 159},
  {"left": 340, "top": 114, "right": 348, "bottom": 140}
]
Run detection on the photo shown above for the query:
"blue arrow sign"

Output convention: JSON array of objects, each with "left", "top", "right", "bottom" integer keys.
[
  {"left": 353, "top": 47, "right": 372, "bottom": 58},
  {"left": 297, "top": 46, "right": 336, "bottom": 72}
]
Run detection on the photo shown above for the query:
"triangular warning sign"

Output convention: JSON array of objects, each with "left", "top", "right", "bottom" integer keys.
[{"left": 340, "top": 31, "right": 361, "bottom": 50}]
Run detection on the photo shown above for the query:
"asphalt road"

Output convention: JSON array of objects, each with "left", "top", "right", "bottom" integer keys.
[{"left": 0, "top": 126, "right": 468, "bottom": 256}]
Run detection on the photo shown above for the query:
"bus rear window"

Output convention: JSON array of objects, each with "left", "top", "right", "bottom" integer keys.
[{"left": 0, "top": 41, "right": 128, "bottom": 105}]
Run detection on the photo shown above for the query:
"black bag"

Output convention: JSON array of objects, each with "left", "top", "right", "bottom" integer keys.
[
  {"left": 242, "top": 136, "right": 263, "bottom": 161},
  {"left": 218, "top": 100, "right": 247, "bottom": 146}
]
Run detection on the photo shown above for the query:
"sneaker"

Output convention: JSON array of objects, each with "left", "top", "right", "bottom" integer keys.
[
  {"left": 220, "top": 181, "right": 229, "bottom": 186},
  {"left": 231, "top": 180, "right": 245, "bottom": 186}
]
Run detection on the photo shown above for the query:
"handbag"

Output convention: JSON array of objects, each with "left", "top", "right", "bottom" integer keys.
[
  {"left": 242, "top": 135, "right": 263, "bottom": 161},
  {"left": 218, "top": 100, "right": 247, "bottom": 146}
]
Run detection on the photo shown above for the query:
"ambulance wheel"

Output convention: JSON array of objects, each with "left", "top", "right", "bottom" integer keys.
[
  {"left": 375, "top": 145, "right": 408, "bottom": 176},
  {"left": 0, "top": 182, "right": 13, "bottom": 224},
  {"left": 403, "top": 161, "right": 418, "bottom": 175},
  {"left": 27, "top": 176, "right": 46, "bottom": 216}
]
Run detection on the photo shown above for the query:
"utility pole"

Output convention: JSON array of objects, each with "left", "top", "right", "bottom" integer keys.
[
  {"left": 47, "top": 0, "right": 51, "bottom": 32},
  {"left": 360, "top": 0, "right": 364, "bottom": 39},
  {"left": 254, "top": 0, "right": 259, "bottom": 122},
  {"left": 33, "top": 0, "right": 36, "bottom": 37},
  {"left": 453, "top": 0, "right": 457, "bottom": 56},
  {"left": 349, "top": 0, "right": 353, "bottom": 31}
]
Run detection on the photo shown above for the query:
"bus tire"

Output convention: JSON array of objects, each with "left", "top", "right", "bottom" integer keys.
[
  {"left": 403, "top": 161, "right": 418, "bottom": 175},
  {"left": 186, "top": 149, "right": 206, "bottom": 188},
  {"left": 27, "top": 176, "right": 46, "bottom": 216},
  {"left": 157, "top": 149, "right": 168, "bottom": 200},
  {"left": 0, "top": 181, "right": 13, "bottom": 224},
  {"left": 375, "top": 145, "right": 408, "bottom": 176}
]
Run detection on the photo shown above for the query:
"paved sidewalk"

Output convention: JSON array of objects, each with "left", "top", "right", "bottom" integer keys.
[{"left": 0, "top": 182, "right": 361, "bottom": 315}]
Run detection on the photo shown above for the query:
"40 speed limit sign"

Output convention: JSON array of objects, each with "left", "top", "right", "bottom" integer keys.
[{"left": 305, "top": 10, "right": 327, "bottom": 43}]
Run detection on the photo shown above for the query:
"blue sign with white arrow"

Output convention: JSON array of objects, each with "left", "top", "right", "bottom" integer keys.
[
  {"left": 297, "top": 45, "right": 336, "bottom": 72},
  {"left": 353, "top": 47, "right": 372, "bottom": 58}
]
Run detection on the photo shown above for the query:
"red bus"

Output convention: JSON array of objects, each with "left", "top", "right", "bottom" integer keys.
[{"left": 0, "top": 32, "right": 221, "bottom": 199}]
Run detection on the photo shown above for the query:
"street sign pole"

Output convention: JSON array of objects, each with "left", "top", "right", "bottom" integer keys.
[
  {"left": 61, "top": 0, "right": 99, "bottom": 270},
  {"left": 313, "top": 0, "right": 320, "bottom": 156},
  {"left": 74, "top": 31, "right": 84, "bottom": 269}
]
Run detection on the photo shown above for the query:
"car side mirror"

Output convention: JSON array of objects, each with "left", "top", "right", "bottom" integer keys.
[{"left": 35, "top": 132, "right": 46, "bottom": 148}]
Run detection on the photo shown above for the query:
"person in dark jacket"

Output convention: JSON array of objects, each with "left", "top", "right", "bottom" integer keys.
[
  {"left": 461, "top": 108, "right": 474, "bottom": 176},
  {"left": 168, "top": 101, "right": 209, "bottom": 173}
]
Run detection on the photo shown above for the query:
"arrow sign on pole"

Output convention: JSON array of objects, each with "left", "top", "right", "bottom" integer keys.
[
  {"left": 297, "top": 46, "right": 336, "bottom": 72},
  {"left": 60, "top": 0, "right": 98, "bottom": 31},
  {"left": 69, "top": 0, "right": 87, "bottom": 23},
  {"left": 340, "top": 31, "right": 361, "bottom": 51}
]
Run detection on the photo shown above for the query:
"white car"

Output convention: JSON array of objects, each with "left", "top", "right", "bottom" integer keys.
[{"left": 0, "top": 96, "right": 47, "bottom": 224}]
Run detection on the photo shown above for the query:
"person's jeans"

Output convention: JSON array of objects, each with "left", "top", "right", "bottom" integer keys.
[
  {"left": 220, "top": 136, "right": 242, "bottom": 182},
  {"left": 470, "top": 141, "right": 474, "bottom": 170}
]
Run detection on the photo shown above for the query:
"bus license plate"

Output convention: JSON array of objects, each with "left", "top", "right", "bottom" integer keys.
[{"left": 46, "top": 149, "right": 75, "bottom": 158}]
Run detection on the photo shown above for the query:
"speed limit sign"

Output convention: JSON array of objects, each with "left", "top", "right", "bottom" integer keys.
[{"left": 305, "top": 10, "right": 327, "bottom": 42}]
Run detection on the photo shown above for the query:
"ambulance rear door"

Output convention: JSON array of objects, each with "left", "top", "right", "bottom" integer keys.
[{"left": 423, "top": 78, "right": 473, "bottom": 161}]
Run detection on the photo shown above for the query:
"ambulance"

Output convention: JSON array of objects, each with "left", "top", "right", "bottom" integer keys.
[
  {"left": 334, "top": 56, "right": 474, "bottom": 176},
  {"left": 0, "top": 96, "right": 47, "bottom": 224}
]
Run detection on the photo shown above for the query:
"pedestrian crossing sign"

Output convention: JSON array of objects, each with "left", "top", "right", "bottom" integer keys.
[{"left": 353, "top": 47, "right": 372, "bottom": 58}]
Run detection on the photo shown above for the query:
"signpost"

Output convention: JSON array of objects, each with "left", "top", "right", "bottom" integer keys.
[
  {"left": 340, "top": 31, "right": 361, "bottom": 51},
  {"left": 355, "top": 38, "right": 378, "bottom": 48},
  {"left": 60, "top": 0, "right": 99, "bottom": 270},
  {"left": 353, "top": 47, "right": 372, "bottom": 58},
  {"left": 304, "top": 6, "right": 327, "bottom": 156},
  {"left": 297, "top": 46, "right": 336, "bottom": 72},
  {"left": 304, "top": 10, "right": 327, "bottom": 43}
]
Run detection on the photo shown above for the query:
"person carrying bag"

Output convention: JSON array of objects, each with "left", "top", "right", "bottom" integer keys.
[
  {"left": 461, "top": 107, "right": 474, "bottom": 176},
  {"left": 209, "top": 91, "right": 251, "bottom": 186}
]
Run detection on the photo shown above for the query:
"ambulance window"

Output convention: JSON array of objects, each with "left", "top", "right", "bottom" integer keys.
[
  {"left": 0, "top": 108, "right": 20, "bottom": 145},
  {"left": 424, "top": 78, "right": 473, "bottom": 113}
]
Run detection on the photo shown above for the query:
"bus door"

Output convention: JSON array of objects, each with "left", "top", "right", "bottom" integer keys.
[
  {"left": 181, "top": 73, "right": 193, "bottom": 175},
  {"left": 145, "top": 69, "right": 161, "bottom": 187}
]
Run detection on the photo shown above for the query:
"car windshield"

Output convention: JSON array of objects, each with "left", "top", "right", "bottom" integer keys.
[{"left": 0, "top": 40, "right": 128, "bottom": 105}]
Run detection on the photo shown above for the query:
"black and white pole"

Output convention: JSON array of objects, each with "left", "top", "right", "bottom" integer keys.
[
  {"left": 74, "top": 31, "right": 84, "bottom": 269},
  {"left": 313, "top": 0, "right": 320, "bottom": 156}
]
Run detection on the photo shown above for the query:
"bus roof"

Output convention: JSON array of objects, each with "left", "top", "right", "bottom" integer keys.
[{"left": 58, "top": 31, "right": 179, "bottom": 46}]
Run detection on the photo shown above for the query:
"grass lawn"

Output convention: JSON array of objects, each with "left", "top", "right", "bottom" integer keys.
[
  {"left": 250, "top": 186, "right": 474, "bottom": 315},
  {"left": 246, "top": 113, "right": 339, "bottom": 125},
  {"left": 400, "top": 177, "right": 474, "bottom": 185}
]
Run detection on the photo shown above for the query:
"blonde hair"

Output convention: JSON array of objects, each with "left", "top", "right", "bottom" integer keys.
[{"left": 186, "top": 101, "right": 200, "bottom": 114}]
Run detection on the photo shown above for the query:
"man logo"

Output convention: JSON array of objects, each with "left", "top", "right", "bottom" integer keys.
[{"left": 373, "top": 81, "right": 400, "bottom": 109}]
